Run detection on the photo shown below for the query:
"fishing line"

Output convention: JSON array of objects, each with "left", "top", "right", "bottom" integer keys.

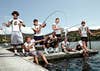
[
  {"left": 42, "top": 10, "right": 67, "bottom": 35},
  {"left": 64, "top": 24, "right": 80, "bottom": 37},
  {"left": 43, "top": 10, "right": 67, "bottom": 24}
]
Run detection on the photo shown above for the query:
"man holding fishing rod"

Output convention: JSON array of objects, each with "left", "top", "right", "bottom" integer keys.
[
  {"left": 52, "top": 18, "right": 62, "bottom": 38},
  {"left": 78, "top": 21, "right": 95, "bottom": 56},
  {"left": 32, "top": 19, "right": 49, "bottom": 54},
  {"left": 4, "top": 11, "right": 25, "bottom": 55},
  {"left": 32, "top": 19, "right": 46, "bottom": 41}
]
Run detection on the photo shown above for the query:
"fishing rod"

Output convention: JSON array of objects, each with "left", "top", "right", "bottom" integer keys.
[
  {"left": 64, "top": 24, "right": 80, "bottom": 37},
  {"left": 41, "top": 10, "right": 67, "bottom": 36},
  {"left": 43, "top": 10, "right": 66, "bottom": 23},
  {"left": 66, "top": 24, "right": 80, "bottom": 30}
]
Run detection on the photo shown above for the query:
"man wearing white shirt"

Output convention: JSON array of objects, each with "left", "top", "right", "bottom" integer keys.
[
  {"left": 32, "top": 19, "right": 46, "bottom": 42},
  {"left": 61, "top": 38, "right": 75, "bottom": 52},
  {"left": 78, "top": 21, "right": 94, "bottom": 56},
  {"left": 79, "top": 21, "right": 94, "bottom": 47},
  {"left": 6, "top": 11, "right": 25, "bottom": 55},
  {"left": 52, "top": 18, "right": 62, "bottom": 38},
  {"left": 32, "top": 19, "right": 48, "bottom": 54},
  {"left": 23, "top": 36, "right": 48, "bottom": 64}
]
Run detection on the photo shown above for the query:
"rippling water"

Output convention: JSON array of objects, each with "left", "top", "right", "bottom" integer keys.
[
  {"left": 46, "top": 41, "right": 100, "bottom": 71},
  {"left": 1, "top": 41, "right": 100, "bottom": 71}
]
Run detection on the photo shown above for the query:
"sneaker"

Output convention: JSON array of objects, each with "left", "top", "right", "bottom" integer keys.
[
  {"left": 44, "top": 48, "right": 49, "bottom": 54},
  {"left": 54, "top": 48, "right": 59, "bottom": 53},
  {"left": 14, "top": 53, "right": 20, "bottom": 56},
  {"left": 45, "top": 50, "right": 49, "bottom": 54},
  {"left": 24, "top": 53, "right": 29, "bottom": 57},
  {"left": 48, "top": 47, "right": 54, "bottom": 53}
]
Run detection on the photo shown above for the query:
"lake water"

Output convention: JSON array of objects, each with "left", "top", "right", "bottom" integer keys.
[
  {"left": 46, "top": 41, "right": 100, "bottom": 71},
  {"left": 1, "top": 41, "right": 100, "bottom": 71}
]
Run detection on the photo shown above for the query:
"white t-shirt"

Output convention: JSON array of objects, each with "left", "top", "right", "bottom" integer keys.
[
  {"left": 61, "top": 41, "right": 69, "bottom": 48},
  {"left": 9, "top": 18, "right": 23, "bottom": 32},
  {"left": 52, "top": 23, "right": 61, "bottom": 34},
  {"left": 79, "top": 26, "right": 88, "bottom": 37},
  {"left": 32, "top": 23, "right": 43, "bottom": 36},
  {"left": 24, "top": 39, "right": 36, "bottom": 52}
]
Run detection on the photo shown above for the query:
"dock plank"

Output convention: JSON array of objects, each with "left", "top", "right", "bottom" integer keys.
[{"left": 0, "top": 47, "right": 48, "bottom": 71}]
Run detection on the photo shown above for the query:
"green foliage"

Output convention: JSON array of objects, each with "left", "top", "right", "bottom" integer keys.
[
  {"left": 0, "top": 29, "right": 99, "bottom": 43},
  {"left": 67, "top": 30, "right": 100, "bottom": 42}
]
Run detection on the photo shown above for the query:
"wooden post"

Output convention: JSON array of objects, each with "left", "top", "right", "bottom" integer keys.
[{"left": 88, "top": 34, "right": 91, "bottom": 49}]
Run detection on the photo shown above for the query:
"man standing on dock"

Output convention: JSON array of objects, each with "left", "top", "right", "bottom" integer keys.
[
  {"left": 52, "top": 18, "right": 62, "bottom": 38},
  {"left": 5, "top": 11, "right": 25, "bottom": 55},
  {"left": 78, "top": 21, "right": 94, "bottom": 56},
  {"left": 32, "top": 19, "right": 48, "bottom": 54},
  {"left": 32, "top": 19, "right": 46, "bottom": 41}
]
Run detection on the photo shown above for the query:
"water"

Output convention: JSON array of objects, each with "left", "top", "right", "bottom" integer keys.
[
  {"left": 1, "top": 41, "right": 100, "bottom": 71},
  {"left": 46, "top": 41, "right": 100, "bottom": 71}
]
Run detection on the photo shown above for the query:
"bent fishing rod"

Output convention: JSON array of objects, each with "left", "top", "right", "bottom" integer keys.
[
  {"left": 64, "top": 24, "right": 80, "bottom": 37},
  {"left": 43, "top": 10, "right": 66, "bottom": 23}
]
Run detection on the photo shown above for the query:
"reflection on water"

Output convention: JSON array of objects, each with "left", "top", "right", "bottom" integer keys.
[
  {"left": 45, "top": 55, "right": 100, "bottom": 71},
  {"left": 82, "top": 57, "right": 91, "bottom": 71}
]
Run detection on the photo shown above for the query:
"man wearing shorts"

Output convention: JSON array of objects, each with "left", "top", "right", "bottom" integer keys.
[
  {"left": 23, "top": 36, "right": 48, "bottom": 64},
  {"left": 6, "top": 11, "right": 25, "bottom": 55},
  {"left": 61, "top": 38, "right": 75, "bottom": 52},
  {"left": 32, "top": 19, "right": 46, "bottom": 41},
  {"left": 79, "top": 21, "right": 94, "bottom": 56}
]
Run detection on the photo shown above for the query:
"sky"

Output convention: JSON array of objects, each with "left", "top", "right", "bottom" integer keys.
[{"left": 0, "top": 0, "right": 100, "bottom": 34}]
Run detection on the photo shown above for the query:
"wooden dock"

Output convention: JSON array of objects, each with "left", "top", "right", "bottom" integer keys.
[
  {"left": 23, "top": 50, "right": 99, "bottom": 62},
  {"left": 0, "top": 47, "right": 48, "bottom": 71}
]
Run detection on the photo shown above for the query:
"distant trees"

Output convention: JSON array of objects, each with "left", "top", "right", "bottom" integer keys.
[{"left": 0, "top": 29, "right": 100, "bottom": 43}]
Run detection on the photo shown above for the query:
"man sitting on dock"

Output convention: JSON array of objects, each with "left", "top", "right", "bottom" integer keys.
[
  {"left": 23, "top": 36, "right": 49, "bottom": 64},
  {"left": 49, "top": 32, "right": 59, "bottom": 53},
  {"left": 44, "top": 32, "right": 59, "bottom": 54},
  {"left": 61, "top": 38, "right": 76, "bottom": 52}
]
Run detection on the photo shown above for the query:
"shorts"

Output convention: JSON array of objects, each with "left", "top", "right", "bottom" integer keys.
[
  {"left": 34, "top": 36, "right": 44, "bottom": 45},
  {"left": 29, "top": 51, "right": 42, "bottom": 57},
  {"left": 56, "top": 34, "right": 61, "bottom": 37},
  {"left": 34, "top": 36, "right": 44, "bottom": 41},
  {"left": 62, "top": 48, "right": 72, "bottom": 52},
  {"left": 81, "top": 37, "right": 88, "bottom": 42},
  {"left": 11, "top": 31, "right": 23, "bottom": 46}
]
